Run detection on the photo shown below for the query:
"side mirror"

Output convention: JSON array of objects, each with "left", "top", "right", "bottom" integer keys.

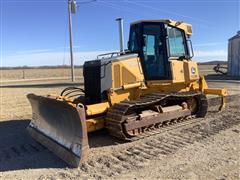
[{"left": 187, "top": 39, "right": 194, "bottom": 58}]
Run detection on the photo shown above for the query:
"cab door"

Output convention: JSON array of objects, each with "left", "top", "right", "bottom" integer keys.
[
  {"left": 141, "top": 23, "right": 170, "bottom": 80},
  {"left": 167, "top": 26, "right": 188, "bottom": 83}
]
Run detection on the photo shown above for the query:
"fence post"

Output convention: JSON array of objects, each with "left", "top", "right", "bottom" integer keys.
[{"left": 23, "top": 69, "right": 25, "bottom": 79}]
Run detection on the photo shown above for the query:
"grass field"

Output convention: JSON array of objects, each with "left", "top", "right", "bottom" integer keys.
[{"left": 0, "top": 67, "right": 83, "bottom": 80}]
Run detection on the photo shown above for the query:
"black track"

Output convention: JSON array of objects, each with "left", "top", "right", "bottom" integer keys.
[{"left": 106, "top": 92, "right": 208, "bottom": 141}]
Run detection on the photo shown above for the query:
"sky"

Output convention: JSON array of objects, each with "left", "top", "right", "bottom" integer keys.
[{"left": 0, "top": 0, "right": 239, "bottom": 67}]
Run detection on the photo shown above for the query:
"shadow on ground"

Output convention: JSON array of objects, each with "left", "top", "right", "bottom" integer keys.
[
  {"left": 0, "top": 120, "right": 67, "bottom": 171},
  {"left": 0, "top": 119, "right": 118, "bottom": 172},
  {"left": 88, "top": 129, "right": 123, "bottom": 148}
]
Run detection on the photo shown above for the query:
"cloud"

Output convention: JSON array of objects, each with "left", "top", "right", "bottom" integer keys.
[
  {"left": 2, "top": 50, "right": 113, "bottom": 67},
  {"left": 2, "top": 48, "right": 228, "bottom": 67},
  {"left": 194, "top": 50, "right": 227, "bottom": 62},
  {"left": 15, "top": 49, "right": 54, "bottom": 54},
  {"left": 194, "top": 42, "right": 224, "bottom": 47},
  {"left": 194, "top": 50, "right": 227, "bottom": 57},
  {"left": 14, "top": 46, "right": 83, "bottom": 55}
]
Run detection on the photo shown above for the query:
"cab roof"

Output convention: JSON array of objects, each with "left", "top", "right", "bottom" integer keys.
[{"left": 131, "top": 19, "right": 193, "bottom": 36}]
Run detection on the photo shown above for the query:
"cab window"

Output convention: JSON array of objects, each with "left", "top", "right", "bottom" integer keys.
[
  {"left": 167, "top": 26, "right": 186, "bottom": 57},
  {"left": 142, "top": 24, "right": 167, "bottom": 79},
  {"left": 128, "top": 25, "right": 141, "bottom": 52}
]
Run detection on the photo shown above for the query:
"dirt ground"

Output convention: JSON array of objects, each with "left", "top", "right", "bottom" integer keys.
[{"left": 0, "top": 68, "right": 239, "bottom": 179}]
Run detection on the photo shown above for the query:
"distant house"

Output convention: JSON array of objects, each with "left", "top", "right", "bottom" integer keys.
[{"left": 228, "top": 31, "right": 240, "bottom": 76}]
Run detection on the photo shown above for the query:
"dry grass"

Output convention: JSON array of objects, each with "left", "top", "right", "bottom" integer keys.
[
  {"left": 1, "top": 64, "right": 217, "bottom": 81},
  {"left": 0, "top": 67, "right": 83, "bottom": 80},
  {"left": 1, "top": 63, "right": 229, "bottom": 81}
]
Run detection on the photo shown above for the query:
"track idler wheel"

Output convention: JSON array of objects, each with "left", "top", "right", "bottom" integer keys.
[{"left": 187, "top": 93, "right": 208, "bottom": 118}]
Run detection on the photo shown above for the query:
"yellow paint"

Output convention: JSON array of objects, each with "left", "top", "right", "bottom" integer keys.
[
  {"left": 86, "top": 102, "right": 110, "bottom": 116},
  {"left": 170, "top": 60, "right": 185, "bottom": 83},
  {"left": 204, "top": 88, "right": 228, "bottom": 97},
  {"left": 57, "top": 19, "right": 227, "bottom": 134},
  {"left": 86, "top": 117, "right": 105, "bottom": 133},
  {"left": 108, "top": 89, "right": 138, "bottom": 105},
  {"left": 112, "top": 57, "right": 144, "bottom": 89},
  {"left": 199, "top": 76, "right": 209, "bottom": 92},
  {"left": 122, "top": 82, "right": 142, "bottom": 90},
  {"left": 183, "top": 60, "right": 199, "bottom": 83},
  {"left": 106, "top": 56, "right": 145, "bottom": 105}
]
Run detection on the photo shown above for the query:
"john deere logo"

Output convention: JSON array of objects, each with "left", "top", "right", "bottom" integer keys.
[{"left": 191, "top": 67, "right": 196, "bottom": 74}]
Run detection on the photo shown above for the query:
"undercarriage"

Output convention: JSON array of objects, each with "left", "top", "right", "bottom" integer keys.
[{"left": 107, "top": 92, "right": 208, "bottom": 141}]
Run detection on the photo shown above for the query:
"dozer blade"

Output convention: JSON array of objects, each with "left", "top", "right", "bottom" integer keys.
[{"left": 27, "top": 93, "right": 89, "bottom": 167}]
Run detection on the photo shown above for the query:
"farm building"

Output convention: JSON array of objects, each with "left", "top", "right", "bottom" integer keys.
[{"left": 228, "top": 31, "right": 240, "bottom": 76}]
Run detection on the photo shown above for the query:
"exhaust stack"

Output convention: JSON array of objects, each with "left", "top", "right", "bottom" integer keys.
[{"left": 116, "top": 18, "right": 125, "bottom": 53}]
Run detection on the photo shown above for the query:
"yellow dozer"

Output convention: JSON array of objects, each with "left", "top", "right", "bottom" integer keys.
[{"left": 27, "top": 19, "right": 227, "bottom": 167}]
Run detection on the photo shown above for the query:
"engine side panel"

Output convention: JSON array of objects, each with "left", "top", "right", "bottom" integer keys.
[
  {"left": 111, "top": 56, "right": 144, "bottom": 88},
  {"left": 83, "top": 54, "right": 144, "bottom": 104}
]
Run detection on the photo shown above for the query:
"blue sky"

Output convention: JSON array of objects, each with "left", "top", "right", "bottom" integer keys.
[{"left": 1, "top": 0, "right": 239, "bottom": 66}]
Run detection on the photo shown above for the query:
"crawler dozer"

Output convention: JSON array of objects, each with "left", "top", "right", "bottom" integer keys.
[{"left": 27, "top": 19, "right": 227, "bottom": 167}]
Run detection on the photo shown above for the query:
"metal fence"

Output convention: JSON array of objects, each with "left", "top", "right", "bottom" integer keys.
[{"left": 228, "top": 31, "right": 240, "bottom": 77}]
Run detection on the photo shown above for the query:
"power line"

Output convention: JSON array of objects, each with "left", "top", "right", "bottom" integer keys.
[
  {"left": 99, "top": 1, "right": 215, "bottom": 30},
  {"left": 124, "top": 0, "right": 209, "bottom": 23},
  {"left": 76, "top": 0, "right": 96, "bottom": 5},
  {"left": 98, "top": 1, "right": 142, "bottom": 16},
  {"left": 3, "top": 0, "right": 240, "bottom": 2}
]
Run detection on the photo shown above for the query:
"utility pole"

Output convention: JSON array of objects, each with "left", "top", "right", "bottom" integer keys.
[
  {"left": 68, "top": 0, "right": 76, "bottom": 82},
  {"left": 67, "top": 0, "right": 96, "bottom": 82}
]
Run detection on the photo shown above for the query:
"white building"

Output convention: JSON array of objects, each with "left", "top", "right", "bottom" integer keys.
[{"left": 228, "top": 31, "right": 240, "bottom": 76}]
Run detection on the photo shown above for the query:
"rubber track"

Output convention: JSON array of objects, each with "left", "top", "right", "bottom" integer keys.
[{"left": 106, "top": 92, "right": 208, "bottom": 141}]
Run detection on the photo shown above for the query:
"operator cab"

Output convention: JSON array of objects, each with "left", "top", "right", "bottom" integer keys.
[{"left": 128, "top": 20, "right": 192, "bottom": 81}]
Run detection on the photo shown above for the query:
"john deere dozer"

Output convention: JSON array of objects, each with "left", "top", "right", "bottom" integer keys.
[{"left": 27, "top": 19, "right": 227, "bottom": 167}]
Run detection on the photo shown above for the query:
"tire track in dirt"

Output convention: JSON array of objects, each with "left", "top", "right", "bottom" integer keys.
[
  {"left": 74, "top": 104, "right": 240, "bottom": 179},
  {"left": 0, "top": 141, "right": 46, "bottom": 163},
  {"left": 0, "top": 119, "right": 63, "bottom": 172},
  {"left": 1, "top": 98, "right": 238, "bottom": 179}
]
